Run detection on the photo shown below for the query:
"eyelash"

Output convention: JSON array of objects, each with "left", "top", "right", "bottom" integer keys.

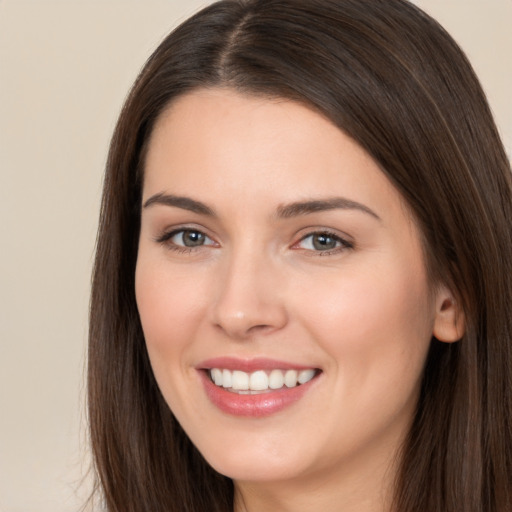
[
  {"left": 155, "top": 228, "right": 354, "bottom": 256},
  {"left": 294, "top": 230, "right": 354, "bottom": 256},
  {"left": 155, "top": 228, "right": 216, "bottom": 254}
]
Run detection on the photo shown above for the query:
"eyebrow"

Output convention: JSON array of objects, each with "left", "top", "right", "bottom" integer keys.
[
  {"left": 276, "top": 198, "right": 381, "bottom": 220},
  {"left": 143, "top": 193, "right": 380, "bottom": 221},
  {"left": 143, "top": 193, "right": 215, "bottom": 216}
]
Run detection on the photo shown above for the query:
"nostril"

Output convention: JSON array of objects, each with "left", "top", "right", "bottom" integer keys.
[
  {"left": 247, "top": 324, "right": 274, "bottom": 334},
  {"left": 213, "top": 320, "right": 273, "bottom": 339}
]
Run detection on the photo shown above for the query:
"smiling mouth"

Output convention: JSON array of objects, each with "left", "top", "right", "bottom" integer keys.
[{"left": 208, "top": 368, "right": 320, "bottom": 394}]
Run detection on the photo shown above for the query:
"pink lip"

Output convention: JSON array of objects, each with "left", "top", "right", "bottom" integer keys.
[
  {"left": 197, "top": 356, "right": 314, "bottom": 372},
  {"left": 196, "top": 357, "right": 320, "bottom": 418}
]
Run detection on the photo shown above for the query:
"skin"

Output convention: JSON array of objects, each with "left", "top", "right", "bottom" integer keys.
[{"left": 135, "top": 88, "right": 462, "bottom": 512}]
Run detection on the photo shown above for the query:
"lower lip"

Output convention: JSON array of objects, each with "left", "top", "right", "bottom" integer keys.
[{"left": 199, "top": 371, "right": 318, "bottom": 417}]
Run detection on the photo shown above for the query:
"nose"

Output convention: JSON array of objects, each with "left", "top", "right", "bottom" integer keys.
[{"left": 211, "top": 248, "right": 288, "bottom": 340}]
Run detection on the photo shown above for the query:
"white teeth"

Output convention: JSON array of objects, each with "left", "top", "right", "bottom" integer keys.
[
  {"left": 298, "top": 369, "right": 316, "bottom": 384},
  {"left": 209, "top": 368, "right": 317, "bottom": 392},
  {"left": 222, "top": 369, "right": 232, "bottom": 388},
  {"left": 284, "top": 369, "right": 298, "bottom": 387},
  {"left": 232, "top": 370, "right": 249, "bottom": 390},
  {"left": 269, "top": 369, "right": 285, "bottom": 389},
  {"left": 211, "top": 368, "right": 223, "bottom": 386},
  {"left": 249, "top": 370, "right": 269, "bottom": 391}
]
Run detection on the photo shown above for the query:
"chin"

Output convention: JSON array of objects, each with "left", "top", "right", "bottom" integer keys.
[
  {"left": 208, "top": 455, "right": 303, "bottom": 483},
  {"left": 194, "top": 432, "right": 310, "bottom": 483}
]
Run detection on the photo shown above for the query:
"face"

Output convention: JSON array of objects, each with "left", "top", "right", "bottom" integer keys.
[{"left": 136, "top": 88, "right": 440, "bottom": 490}]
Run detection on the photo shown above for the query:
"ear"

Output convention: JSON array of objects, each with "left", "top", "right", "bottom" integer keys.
[{"left": 432, "top": 285, "right": 465, "bottom": 343}]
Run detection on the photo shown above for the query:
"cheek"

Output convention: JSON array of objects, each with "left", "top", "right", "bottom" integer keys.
[
  {"left": 295, "top": 259, "right": 434, "bottom": 388},
  {"left": 289, "top": 263, "right": 434, "bottom": 453},
  {"left": 135, "top": 259, "right": 209, "bottom": 365}
]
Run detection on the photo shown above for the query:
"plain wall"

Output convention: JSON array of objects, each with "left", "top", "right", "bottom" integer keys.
[{"left": 0, "top": 1, "right": 510, "bottom": 511}]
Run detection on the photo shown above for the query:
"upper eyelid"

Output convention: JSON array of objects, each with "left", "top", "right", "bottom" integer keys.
[
  {"left": 295, "top": 232, "right": 352, "bottom": 248},
  {"left": 155, "top": 228, "right": 217, "bottom": 252},
  {"left": 155, "top": 224, "right": 213, "bottom": 241},
  {"left": 295, "top": 227, "right": 353, "bottom": 243},
  {"left": 153, "top": 224, "right": 353, "bottom": 248}
]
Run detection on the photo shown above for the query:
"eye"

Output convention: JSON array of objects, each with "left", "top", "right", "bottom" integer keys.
[
  {"left": 173, "top": 230, "right": 210, "bottom": 247},
  {"left": 157, "top": 228, "right": 216, "bottom": 250},
  {"left": 296, "top": 231, "right": 352, "bottom": 253}
]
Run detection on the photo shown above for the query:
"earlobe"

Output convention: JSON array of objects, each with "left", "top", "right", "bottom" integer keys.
[{"left": 432, "top": 287, "right": 465, "bottom": 343}]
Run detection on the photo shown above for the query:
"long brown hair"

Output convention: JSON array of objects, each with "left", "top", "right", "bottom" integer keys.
[{"left": 88, "top": 1, "right": 512, "bottom": 510}]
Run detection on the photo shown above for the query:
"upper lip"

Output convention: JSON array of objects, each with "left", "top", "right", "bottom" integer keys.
[{"left": 197, "top": 356, "right": 318, "bottom": 373}]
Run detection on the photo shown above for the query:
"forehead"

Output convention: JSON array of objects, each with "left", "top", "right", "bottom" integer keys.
[{"left": 143, "top": 88, "right": 411, "bottom": 224}]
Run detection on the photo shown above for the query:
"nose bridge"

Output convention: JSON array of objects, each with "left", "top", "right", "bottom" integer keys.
[{"left": 211, "top": 241, "right": 287, "bottom": 339}]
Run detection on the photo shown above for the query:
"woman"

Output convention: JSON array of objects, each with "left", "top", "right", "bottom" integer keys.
[{"left": 88, "top": 0, "right": 512, "bottom": 511}]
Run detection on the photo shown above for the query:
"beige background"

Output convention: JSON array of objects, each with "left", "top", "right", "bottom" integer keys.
[{"left": 0, "top": 1, "right": 510, "bottom": 511}]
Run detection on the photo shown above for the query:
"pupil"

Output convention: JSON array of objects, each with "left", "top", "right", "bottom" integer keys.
[
  {"left": 313, "top": 234, "right": 336, "bottom": 251},
  {"left": 183, "top": 230, "right": 205, "bottom": 247}
]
